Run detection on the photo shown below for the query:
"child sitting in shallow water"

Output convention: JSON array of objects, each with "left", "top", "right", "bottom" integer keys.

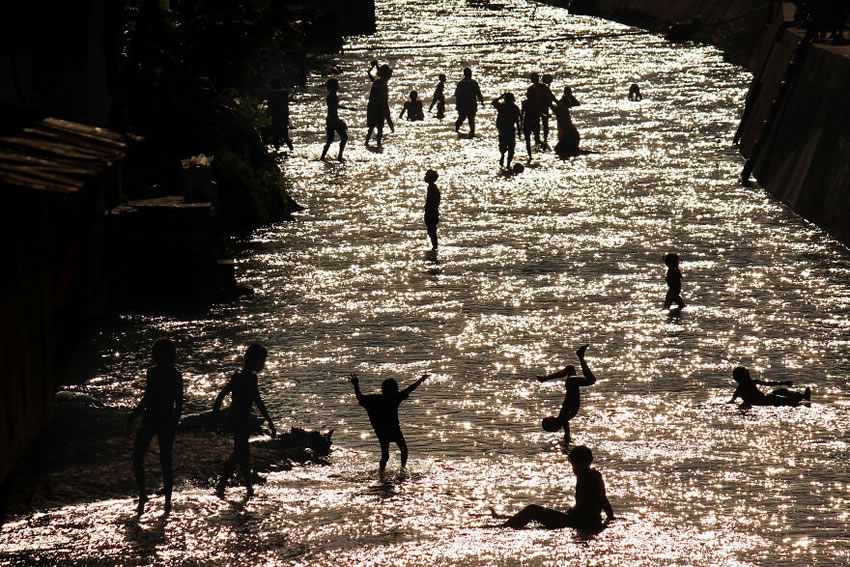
[{"left": 729, "top": 366, "right": 810, "bottom": 408}]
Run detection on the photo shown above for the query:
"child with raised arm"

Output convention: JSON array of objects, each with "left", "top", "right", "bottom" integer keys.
[
  {"left": 213, "top": 343, "right": 277, "bottom": 499},
  {"left": 662, "top": 252, "right": 685, "bottom": 309},
  {"left": 400, "top": 90, "right": 425, "bottom": 121},
  {"left": 537, "top": 344, "right": 596, "bottom": 444},
  {"left": 429, "top": 74, "right": 447, "bottom": 119},
  {"left": 348, "top": 373, "right": 428, "bottom": 473},
  {"left": 321, "top": 78, "right": 352, "bottom": 161},
  {"left": 127, "top": 338, "right": 184, "bottom": 515},
  {"left": 501, "top": 445, "right": 614, "bottom": 530},
  {"left": 729, "top": 366, "right": 811, "bottom": 408}
]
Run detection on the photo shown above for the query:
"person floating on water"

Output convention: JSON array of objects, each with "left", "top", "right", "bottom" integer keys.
[
  {"left": 348, "top": 373, "right": 428, "bottom": 473},
  {"left": 214, "top": 344, "right": 277, "bottom": 499},
  {"left": 537, "top": 344, "right": 596, "bottom": 445},
  {"left": 729, "top": 366, "right": 811, "bottom": 408},
  {"left": 540, "top": 74, "right": 555, "bottom": 146},
  {"left": 553, "top": 86, "right": 581, "bottom": 158},
  {"left": 400, "top": 90, "right": 425, "bottom": 121},
  {"left": 492, "top": 92, "right": 522, "bottom": 169},
  {"left": 127, "top": 338, "right": 184, "bottom": 515},
  {"left": 320, "top": 78, "right": 352, "bottom": 162},
  {"left": 500, "top": 445, "right": 614, "bottom": 530},
  {"left": 662, "top": 252, "right": 685, "bottom": 310},
  {"left": 628, "top": 83, "right": 643, "bottom": 101},
  {"left": 366, "top": 60, "right": 394, "bottom": 146},
  {"left": 266, "top": 77, "right": 293, "bottom": 152},
  {"left": 423, "top": 169, "right": 441, "bottom": 250},
  {"left": 454, "top": 67, "right": 484, "bottom": 136},
  {"left": 429, "top": 73, "right": 447, "bottom": 119}
]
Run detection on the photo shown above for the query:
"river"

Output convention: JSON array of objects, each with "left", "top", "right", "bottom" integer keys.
[{"left": 2, "top": 0, "right": 850, "bottom": 565}]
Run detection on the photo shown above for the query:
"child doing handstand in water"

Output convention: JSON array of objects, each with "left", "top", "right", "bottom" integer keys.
[
  {"left": 662, "top": 252, "right": 685, "bottom": 309},
  {"left": 537, "top": 344, "right": 596, "bottom": 444},
  {"left": 729, "top": 366, "right": 810, "bottom": 408},
  {"left": 348, "top": 373, "right": 428, "bottom": 473}
]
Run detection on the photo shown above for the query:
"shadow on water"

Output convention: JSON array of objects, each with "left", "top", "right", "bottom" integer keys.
[{"left": 123, "top": 514, "right": 167, "bottom": 558}]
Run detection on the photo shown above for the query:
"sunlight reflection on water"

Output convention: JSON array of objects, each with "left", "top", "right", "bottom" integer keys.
[{"left": 3, "top": 0, "right": 850, "bottom": 564}]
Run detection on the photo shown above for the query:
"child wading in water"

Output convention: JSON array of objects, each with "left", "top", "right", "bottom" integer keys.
[
  {"left": 348, "top": 373, "right": 428, "bottom": 473},
  {"left": 127, "top": 338, "right": 184, "bottom": 515},
  {"left": 663, "top": 252, "right": 685, "bottom": 309},
  {"left": 400, "top": 90, "right": 425, "bottom": 121},
  {"left": 213, "top": 344, "right": 277, "bottom": 499},
  {"left": 500, "top": 445, "right": 614, "bottom": 530},
  {"left": 492, "top": 92, "right": 522, "bottom": 169},
  {"left": 320, "top": 78, "right": 352, "bottom": 161},
  {"left": 537, "top": 344, "right": 596, "bottom": 444},
  {"left": 729, "top": 366, "right": 811, "bottom": 408},
  {"left": 429, "top": 74, "right": 446, "bottom": 119},
  {"left": 423, "top": 169, "right": 441, "bottom": 250}
]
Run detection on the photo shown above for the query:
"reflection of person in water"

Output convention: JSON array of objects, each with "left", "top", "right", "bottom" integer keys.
[
  {"left": 423, "top": 169, "right": 441, "bottom": 250},
  {"left": 454, "top": 67, "right": 484, "bottom": 136},
  {"left": 628, "top": 83, "right": 642, "bottom": 101},
  {"left": 400, "top": 90, "right": 425, "bottom": 121},
  {"left": 348, "top": 373, "right": 428, "bottom": 473},
  {"left": 537, "top": 344, "right": 596, "bottom": 444},
  {"left": 429, "top": 74, "right": 447, "bottom": 119},
  {"left": 492, "top": 92, "right": 522, "bottom": 169},
  {"left": 729, "top": 367, "right": 811, "bottom": 408},
  {"left": 366, "top": 60, "right": 394, "bottom": 146},
  {"left": 553, "top": 86, "right": 581, "bottom": 158},
  {"left": 127, "top": 338, "right": 184, "bottom": 515},
  {"left": 501, "top": 445, "right": 614, "bottom": 530},
  {"left": 214, "top": 344, "right": 277, "bottom": 499}
]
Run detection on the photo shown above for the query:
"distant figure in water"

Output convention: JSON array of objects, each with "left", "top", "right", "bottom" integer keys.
[
  {"left": 320, "top": 78, "right": 351, "bottom": 161},
  {"left": 628, "top": 83, "right": 643, "bottom": 101},
  {"left": 214, "top": 344, "right": 277, "bottom": 499},
  {"left": 127, "top": 338, "right": 184, "bottom": 515},
  {"left": 662, "top": 252, "right": 685, "bottom": 309},
  {"left": 429, "top": 73, "right": 447, "bottom": 119},
  {"left": 537, "top": 344, "right": 596, "bottom": 444},
  {"left": 553, "top": 86, "right": 581, "bottom": 158},
  {"left": 524, "top": 72, "right": 557, "bottom": 155},
  {"left": 400, "top": 90, "right": 425, "bottom": 121},
  {"left": 729, "top": 366, "right": 811, "bottom": 408},
  {"left": 492, "top": 92, "right": 522, "bottom": 169},
  {"left": 348, "top": 373, "right": 428, "bottom": 473},
  {"left": 366, "top": 60, "right": 394, "bottom": 146},
  {"left": 423, "top": 169, "right": 441, "bottom": 250},
  {"left": 501, "top": 445, "right": 614, "bottom": 529},
  {"left": 454, "top": 67, "right": 484, "bottom": 136},
  {"left": 266, "top": 77, "right": 293, "bottom": 151},
  {"left": 541, "top": 74, "right": 555, "bottom": 145}
]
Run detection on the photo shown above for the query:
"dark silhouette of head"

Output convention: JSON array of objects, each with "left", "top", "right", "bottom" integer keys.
[
  {"left": 378, "top": 64, "right": 392, "bottom": 79},
  {"left": 326, "top": 78, "right": 339, "bottom": 92},
  {"left": 244, "top": 343, "right": 268, "bottom": 372},
  {"left": 563, "top": 86, "right": 573, "bottom": 96},
  {"left": 410, "top": 90, "right": 418, "bottom": 101},
  {"left": 438, "top": 73, "right": 446, "bottom": 82},
  {"left": 152, "top": 338, "right": 176, "bottom": 366},
  {"left": 542, "top": 74, "right": 553, "bottom": 85},
  {"left": 463, "top": 67, "right": 472, "bottom": 79},
  {"left": 504, "top": 92, "right": 515, "bottom": 102},
  {"left": 424, "top": 169, "right": 439, "bottom": 183},
  {"left": 565, "top": 365, "right": 577, "bottom": 377},
  {"left": 664, "top": 252, "right": 680, "bottom": 268},
  {"left": 529, "top": 72, "right": 540, "bottom": 83},
  {"left": 381, "top": 378, "right": 399, "bottom": 396},
  {"left": 732, "top": 366, "right": 751, "bottom": 383},
  {"left": 568, "top": 445, "right": 593, "bottom": 471}
]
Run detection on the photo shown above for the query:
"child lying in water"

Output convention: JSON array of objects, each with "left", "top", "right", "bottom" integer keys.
[{"left": 729, "top": 366, "right": 810, "bottom": 408}]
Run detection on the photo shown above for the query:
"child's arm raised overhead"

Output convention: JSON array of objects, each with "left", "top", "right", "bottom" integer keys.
[
  {"left": 348, "top": 373, "right": 365, "bottom": 402},
  {"left": 401, "top": 374, "right": 429, "bottom": 396}
]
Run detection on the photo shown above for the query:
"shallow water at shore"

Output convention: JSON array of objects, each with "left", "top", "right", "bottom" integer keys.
[{"left": 4, "top": 0, "right": 850, "bottom": 565}]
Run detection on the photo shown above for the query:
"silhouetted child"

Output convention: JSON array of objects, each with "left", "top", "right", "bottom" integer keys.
[
  {"left": 662, "top": 253, "right": 685, "bottom": 309},
  {"left": 127, "top": 338, "right": 184, "bottom": 515},
  {"left": 541, "top": 74, "right": 554, "bottom": 145},
  {"left": 429, "top": 73, "right": 447, "bottom": 119},
  {"left": 501, "top": 445, "right": 614, "bottom": 529},
  {"left": 423, "top": 169, "right": 441, "bottom": 250},
  {"left": 553, "top": 86, "right": 581, "bottom": 158},
  {"left": 366, "top": 60, "right": 394, "bottom": 146},
  {"left": 628, "top": 83, "right": 642, "bottom": 101},
  {"left": 321, "top": 78, "right": 351, "bottom": 161},
  {"left": 266, "top": 78, "right": 293, "bottom": 151},
  {"left": 213, "top": 344, "right": 277, "bottom": 499},
  {"left": 525, "top": 72, "right": 557, "bottom": 150},
  {"left": 454, "top": 67, "right": 484, "bottom": 136},
  {"left": 537, "top": 344, "right": 596, "bottom": 444},
  {"left": 348, "top": 373, "right": 428, "bottom": 472},
  {"left": 729, "top": 366, "right": 811, "bottom": 408},
  {"left": 492, "top": 92, "right": 522, "bottom": 169},
  {"left": 400, "top": 90, "right": 425, "bottom": 121}
]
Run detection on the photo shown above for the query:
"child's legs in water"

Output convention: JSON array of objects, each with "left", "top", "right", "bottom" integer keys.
[
  {"left": 502, "top": 504, "right": 573, "bottom": 529},
  {"left": 767, "top": 388, "right": 804, "bottom": 405},
  {"left": 397, "top": 436, "right": 409, "bottom": 468},
  {"left": 379, "top": 439, "right": 391, "bottom": 471}
]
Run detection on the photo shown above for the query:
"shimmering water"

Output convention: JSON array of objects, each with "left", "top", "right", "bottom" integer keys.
[{"left": 4, "top": 1, "right": 850, "bottom": 564}]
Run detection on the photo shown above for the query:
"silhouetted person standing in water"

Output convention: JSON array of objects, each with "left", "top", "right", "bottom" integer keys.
[
  {"left": 127, "top": 338, "right": 184, "bottom": 515},
  {"left": 501, "top": 445, "right": 614, "bottom": 530},
  {"left": 423, "top": 169, "right": 441, "bottom": 250},
  {"left": 214, "top": 344, "right": 277, "bottom": 499},
  {"left": 266, "top": 77, "right": 293, "bottom": 151},
  {"left": 537, "top": 344, "right": 596, "bottom": 444},
  {"left": 729, "top": 367, "right": 811, "bottom": 408},
  {"left": 628, "top": 83, "right": 642, "bottom": 101},
  {"left": 366, "top": 60, "right": 394, "bottom": 146},
  {"left": 524, "top": 72, "right": 557, "bottom": 154},
  {"left": 492, "top": 92, "right": 521, "bottom": 169},
  {"left": 553, "top": 86, "right": 580, "bottom": 158},
  {"left": 454, "top": 67, "right": 484, "bottom": 136},
  {"left": 400, "top": 90, "right": 425, "bottom": 121},
  {"left": 540, "top": 74, "right": 555, "bottom": 146},
  {"left": 321, "top": 78, "right": 351, "bottom": 161},
  {"left": 429, "top": 73, "right": 447, "bottom": 119},
  {"left": 662, "top": 252, "right": 685, "bottom": 309},
  {"left": 348, "top": 373, "right": 428, "bottom": 473}
]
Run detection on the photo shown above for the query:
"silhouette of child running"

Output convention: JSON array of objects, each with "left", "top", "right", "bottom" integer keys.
[
  {"left": 321, "top": 78, "right": 352, "bottom": 161},
  {"left": 214, "top": 344, "right": 277, "bottom": 499},
  {"left": 423, "top": 169, "right": 441, "bottom": 250},
  {"left": 537, "top": 344, "right": 596, "bottom": 444},
  {"left": 400, "top": 90, "right": 425, "bottom": 121},
  {"left": 662, "top": 252, "right": 685, "bottom": 309},
  {"left": 348, "top": 373, "right": 428, "bottom": 473},
  {"left": 429, "top": 74, "right": 447, "bottom": 119},
  {"left": 492, "top": 92, "right": 522, "bottom": 169},
  {"left": 127, "top": 338, "right": 184, "bottom": 515},
  {"left": 729, "top": 366, "right": 811, "bottom": 408},
  {"left": 501, "top": 445, "right": 614, "bottom": 530}
]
